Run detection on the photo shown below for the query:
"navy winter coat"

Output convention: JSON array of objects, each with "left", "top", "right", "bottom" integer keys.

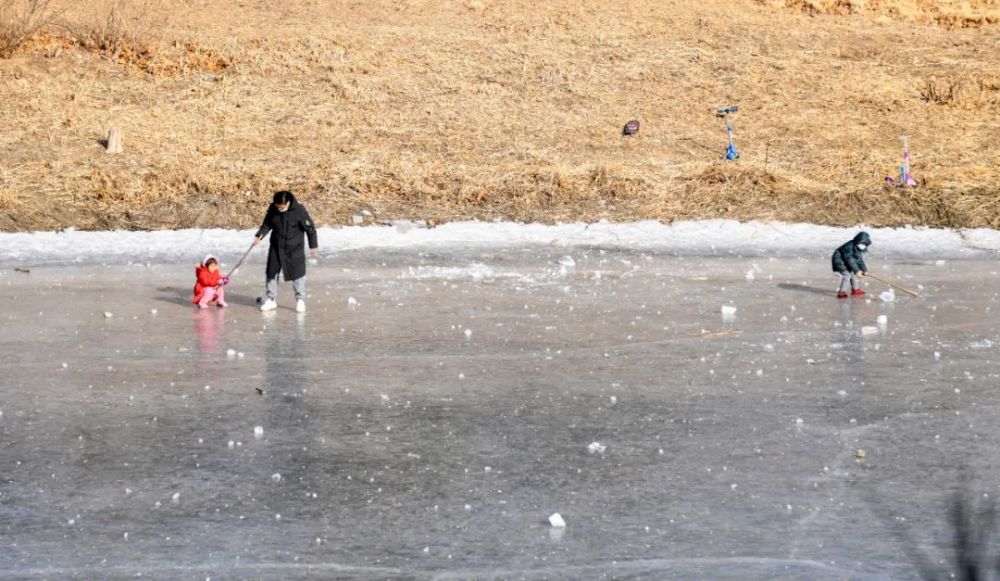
[
  {"left": 831, "top": 231, "right": 871, "bottom": 274},
  {"left": 255, "top": 194, "right": 318, "bottom": 281}
]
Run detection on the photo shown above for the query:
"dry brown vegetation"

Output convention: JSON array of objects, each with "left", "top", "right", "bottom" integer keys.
[
  {"left": 0, "top": 0, "right": 998, "bottom": 231},
  {"left": 0, "top": 0, "right": 55, "bottom": 58},
  {"left": 761, "top": 0, "right": 1000, "bottom": 26}
]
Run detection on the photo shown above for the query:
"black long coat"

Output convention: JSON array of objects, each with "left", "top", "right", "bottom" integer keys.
[
  {"left": 831, "top": 231, "right": 871, "bottom": 274},
  {"left": 255, "top": 195, "right": 318, "bottom": 281}
]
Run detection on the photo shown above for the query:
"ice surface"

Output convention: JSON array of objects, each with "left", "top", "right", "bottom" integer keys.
[{"left": 1, "top": 246, "right": 999, "bottom": 579}]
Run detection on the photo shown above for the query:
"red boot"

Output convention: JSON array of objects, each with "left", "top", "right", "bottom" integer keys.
[
  {"left": 851, "top": 288, "right": 866, "bottom": 297},
  {"left": 837, "top": 291, "right": 848, "bottom": 299}
]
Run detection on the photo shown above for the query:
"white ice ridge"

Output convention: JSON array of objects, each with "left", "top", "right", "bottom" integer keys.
[{"left": 2, "top": 219, "right": 999, "bottom": 264}]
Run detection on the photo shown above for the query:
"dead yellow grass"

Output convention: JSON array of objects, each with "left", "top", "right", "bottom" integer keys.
[
  {"left": 762, "top": 0, "right": 1000, "bottom": 26},
  {"left": 0, "top": 0, "right": 998, "bottom": 232}
]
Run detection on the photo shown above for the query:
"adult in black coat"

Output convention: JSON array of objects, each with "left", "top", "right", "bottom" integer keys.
[
  {"left": 831, "top": 231, "right": 871, "bottom": 298},
  {"left": 253, "top": 191, "right": 318, "bottom": 311}
]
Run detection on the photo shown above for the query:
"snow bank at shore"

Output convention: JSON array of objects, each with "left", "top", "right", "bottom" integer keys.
[{"left": 1, "top": 220, "right": 998, "bottom": 265}]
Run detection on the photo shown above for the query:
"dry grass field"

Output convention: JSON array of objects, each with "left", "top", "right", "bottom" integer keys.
[{"left": 0, "top": 0, "right": 998, "bottom": 231}]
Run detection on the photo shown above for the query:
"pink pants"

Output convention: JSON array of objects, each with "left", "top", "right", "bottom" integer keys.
[{"left": 198, "top": 287, "right": 226, "bottom": 307}]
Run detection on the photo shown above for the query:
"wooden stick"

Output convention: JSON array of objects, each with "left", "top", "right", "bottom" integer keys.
[
  {"left": 864, "top": 273, "right": 919, "bottom": 297},
  {"left": 226, "top": 244, "right": 255, "bottom": 278}
]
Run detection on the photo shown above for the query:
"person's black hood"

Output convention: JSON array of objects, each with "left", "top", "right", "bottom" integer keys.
[{"left": 853, "top": 231, "right": 872, "bottom": 249}]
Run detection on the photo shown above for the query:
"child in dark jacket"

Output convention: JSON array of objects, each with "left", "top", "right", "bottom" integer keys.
[
  {"left": 192, "top": 255, "right": 229, "bottom": 308},
  {"left": 831, "top": 231, "right": 872, "bottom": 298}
]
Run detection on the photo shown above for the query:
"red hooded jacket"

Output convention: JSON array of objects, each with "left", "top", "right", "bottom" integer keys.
[{"left": 192, "top": 264, "right": 223, "bottom": 304}]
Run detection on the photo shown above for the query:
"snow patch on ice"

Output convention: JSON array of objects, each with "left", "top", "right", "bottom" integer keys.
[
  {"left": 403, "top": 263, "right": 501, "bottom": 281},
  {"left": 4, "top": 220, "right": 999, "bottom": 264}
]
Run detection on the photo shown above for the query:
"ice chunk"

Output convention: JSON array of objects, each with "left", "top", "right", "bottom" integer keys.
[
  {"left": 721, "top": 305, "right": 737, "bottom": 316},
  {"left": 861, "top": 326, "right": 879, "bottom": 335},
  {"left": 879, "top": 289, "right": 895, "bottom": 302},
  {"left": 226, "top": 349, "right": 236, "bottom": 358},
  {"left": 347, "top": 296, "right": 359, "bottom": 308},
  {"left": 464, "top": 328, "right": 472, "bottom": 338},
  {"left": 876, "top": 315, "right": 888, "bottom": 326},
  {"left": 558, "top": 255, "right": 576, "bottom": 276},
  {"left": 549, "top": 513, "right": 566, "bottom": 528},
  {"left": 171, "top": 492, "right": 180, "bottom": 504},
  {"left": 271, "top": 473, "right": 282, "bottom": 482},
  {"left": 103, "top": 311, "right": 113, "bottom": 318},
  {"left": 254, "top": 426, "right": 264, "bottom": 438},
  {"left": 586, "top": 442, "right": 606, "bottom": 454},
  {"left": 745, "top": 269, "right": 755, "bottom": 281},
  {"left": 150, "top": 309, "right": 157, "bottom": 315}
]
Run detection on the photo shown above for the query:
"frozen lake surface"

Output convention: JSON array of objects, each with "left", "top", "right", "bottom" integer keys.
[{"left": 1, "top": 246, "right": 999, "bottom": 579}]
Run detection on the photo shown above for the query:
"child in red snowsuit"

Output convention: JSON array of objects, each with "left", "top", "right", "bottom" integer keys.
[{"left": 192, "top": 255, "right": 229, "bottom": 308}]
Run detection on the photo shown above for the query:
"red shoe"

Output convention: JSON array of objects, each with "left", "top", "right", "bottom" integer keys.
[
  {"left": 837, "top": 291, "right": 848, "bottom": 299},
  {"left": 851, "top": 289, "right": 866, "bottom": 297}
]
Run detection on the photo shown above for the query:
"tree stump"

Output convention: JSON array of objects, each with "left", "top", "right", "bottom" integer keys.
[{"left": 105, "top": 127, "right": 123, "bottom": 154}]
